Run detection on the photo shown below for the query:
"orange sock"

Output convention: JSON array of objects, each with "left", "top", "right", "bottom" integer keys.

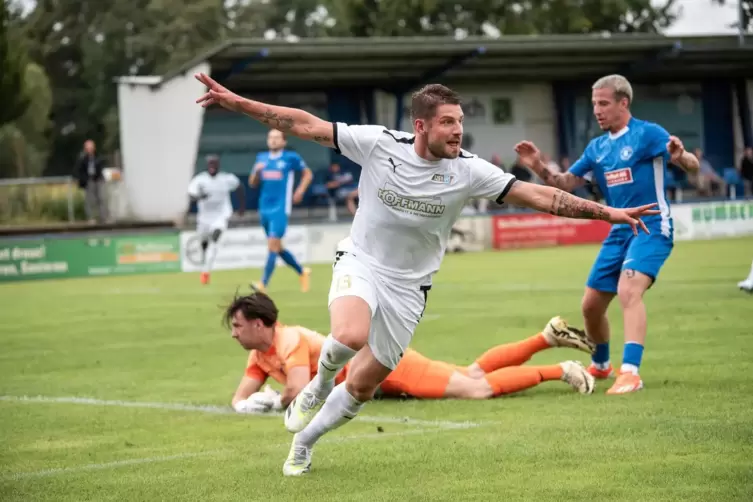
[
  {"left": 484, "top": 365, "right": 564, "bottom": 396},
  {"left": 474, "top": 334, "right": 550, "bottom": 373}
]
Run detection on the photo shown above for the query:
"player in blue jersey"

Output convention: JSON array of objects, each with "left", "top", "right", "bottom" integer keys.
[
  {"left": 250, "top": 129, "right": 313, "bottom": 292},
  {"left": 515, "top": 74, "right": 699, "bottom": 394}
]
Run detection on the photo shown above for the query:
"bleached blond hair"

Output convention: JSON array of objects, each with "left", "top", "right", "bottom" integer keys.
[{"left": 592, "top": 74, "right": 633, "bottom": 105}]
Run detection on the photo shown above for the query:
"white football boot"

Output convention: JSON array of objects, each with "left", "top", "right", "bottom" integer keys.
[
  {"left": 284, "top": 380, "right": 326, "bottom": 433},
  {"left": 543, "top": 316, "right": 595, "bottom": 354},
  {"left": 282, "top": 434, "right": 313, "bottom": 477},
  {"left": 738, "top": 278, "right": 753, "bottom": 293}
]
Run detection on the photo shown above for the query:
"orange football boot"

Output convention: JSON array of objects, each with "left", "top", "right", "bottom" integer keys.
[
  {"left": 587, "top": 363, "right": 615, "bottom": 379},
  {"left": 606, "top": 372, "right": 644, "bottom": 395},
  {"left": 300, "top": 267, "right": 311, "bottom": 293}
]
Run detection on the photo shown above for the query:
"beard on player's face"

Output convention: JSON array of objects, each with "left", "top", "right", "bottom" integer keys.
[{"left": 426, "top": 127, "right": 462, "bottom": 159}]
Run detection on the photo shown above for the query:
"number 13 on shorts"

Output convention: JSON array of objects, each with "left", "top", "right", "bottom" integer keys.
[{"left": 336, "top": 275, "right": 352, "bottom": 292}]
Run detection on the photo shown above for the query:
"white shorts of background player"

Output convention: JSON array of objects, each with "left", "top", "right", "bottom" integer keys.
[
  {"left": 196, "top": 216, "right": 229, "bottom": 241},
  {"left": 328, "top": 251, "right": 429, "bottom": 370}
]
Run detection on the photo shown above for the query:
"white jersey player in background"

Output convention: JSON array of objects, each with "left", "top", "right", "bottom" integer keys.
[
  {"left": 194, "top": 73, "right": 660, "bottom": 476},
  {"left": 186, "top": 154, "right": 245, "bottom": 285}
]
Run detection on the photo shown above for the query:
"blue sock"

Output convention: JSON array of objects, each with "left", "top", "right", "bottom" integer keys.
[
  {"left": 279, "top": 248, "right": 303, "bottom": 275},
  {"left": 262, "top": 251, "right": 278, "bottom": 286},
  {"left": 592, "top": 342, "right": 610, "bottom": 368},
  {"left": 622, "top": 342, "right": 644, "bottom": 374}
]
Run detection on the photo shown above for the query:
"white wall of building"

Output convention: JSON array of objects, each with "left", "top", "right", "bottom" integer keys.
[
  {"left": 117, "top": 63, "right": 210, "bottom": 221},
  {"left": 375, "top": 84, "right": 558, "bottom": 165}
]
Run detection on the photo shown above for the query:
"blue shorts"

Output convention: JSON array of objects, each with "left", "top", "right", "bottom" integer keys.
[
  {"left": 260, "top": 213, "right": 288, "bottom": 239},
  {"left": 586, "top": 228, "right": 674, "bottom": 294}
]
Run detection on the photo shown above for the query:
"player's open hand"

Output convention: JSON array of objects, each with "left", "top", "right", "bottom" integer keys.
[
  {"left": 514, "top": 141, "right": 541, "bottom": 168},
  {"left": 667, "top": 136, "right": 685, "bottom": 163},
  {"left": 609, "top": 203, "right": 661, "bottom": 235},
  {"left": 195, "top": 73, "right": 241, "bottom": 112}
]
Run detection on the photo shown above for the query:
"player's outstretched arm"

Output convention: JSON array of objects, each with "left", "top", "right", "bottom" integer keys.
[
  {"left": 195, "top": 73, "right": 334, "bottom": 148},
  {"left": 505, "top": 182, "right": 661, "bottom": 235},
  {"left": 514, "top": 141, "right": 586, "bottom": 192}
]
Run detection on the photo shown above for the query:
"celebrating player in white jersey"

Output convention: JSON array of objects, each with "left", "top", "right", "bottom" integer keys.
[
  {"left": 194, "top": 73, "right": 660, "bottom": 476},
  {"left": 187, "top": 154, "right": 245, "bottom": 285}
]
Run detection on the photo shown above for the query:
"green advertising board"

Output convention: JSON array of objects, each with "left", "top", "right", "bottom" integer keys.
[
  {"left": 691, "top": 201, "right": 753, "bottom": 222},
  {"left": 0, "top": 233, "right": 180, "bottom": 282}
]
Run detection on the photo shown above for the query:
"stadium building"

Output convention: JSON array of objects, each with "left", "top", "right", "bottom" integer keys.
[{"left": 116, "top": 34, "right": 753, "bottom": 222}]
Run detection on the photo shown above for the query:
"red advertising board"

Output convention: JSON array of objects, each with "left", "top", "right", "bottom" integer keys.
[{"left": 492, "top": 213, "right": 611, "bottom": 249}]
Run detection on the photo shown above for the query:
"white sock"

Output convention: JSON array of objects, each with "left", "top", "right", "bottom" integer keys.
[
  {"left": 203, "top": 242, "right": 219, "bottom": 273},
  {"left": 747, "top": 259, "right": 753, "bottom": 281},
  {"left": 311, "top": 335, "right": 357, "bottom": 399},
  {"left": 594, "top": 361, "right": 611, "bottom": 371},
  {"left": 297, "top": 383, "right": 363, "bottom": 448},
  {"left": 620, "top": 363, "right": 639, "bottom": 375}
]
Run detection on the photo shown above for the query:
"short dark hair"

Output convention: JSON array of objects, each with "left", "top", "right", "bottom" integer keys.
[
  {"left": 223, "top": 292, "right": 278, "bottom": 328},
  {"left": 410, "top": 84, "right": 462, "bottom": 121}
]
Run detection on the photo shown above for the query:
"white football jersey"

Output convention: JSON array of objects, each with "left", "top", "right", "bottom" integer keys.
[
  {"left": 334, "top": 122, "right": 516, "bottom": 285},
  {"left": 187, "top": 171, "right": 240, "bottom": 222}
]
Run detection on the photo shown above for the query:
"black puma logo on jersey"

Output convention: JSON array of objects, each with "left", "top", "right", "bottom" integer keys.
[{"left": 388, "top": 157, "right": 402, "bottom": 173}]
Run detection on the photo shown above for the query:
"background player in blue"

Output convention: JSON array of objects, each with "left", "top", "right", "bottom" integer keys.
[
  {"left": 249, "top": 129, "right": 313, "bottom": 292},
  {"left": 514, "top": 74, "right": 699, "bottom": 395}
]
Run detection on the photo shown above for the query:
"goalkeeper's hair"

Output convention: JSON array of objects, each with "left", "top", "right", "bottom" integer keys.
[{"left": 223, "top": 291, "right": 279, "bottom": 328}]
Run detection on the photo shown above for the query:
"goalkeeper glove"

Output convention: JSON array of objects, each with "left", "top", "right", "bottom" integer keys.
[{"left": 262, "top": 384, "right": 283, "bottom": 412}]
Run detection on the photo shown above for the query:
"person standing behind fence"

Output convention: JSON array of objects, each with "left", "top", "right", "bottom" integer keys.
[{"left": 75, "top": 140, "right": 108, "bottom": 223}]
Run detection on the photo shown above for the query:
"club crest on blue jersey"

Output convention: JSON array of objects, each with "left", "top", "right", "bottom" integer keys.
[{"left": 620, "top": 146, "right": 633, "bottom": 161}]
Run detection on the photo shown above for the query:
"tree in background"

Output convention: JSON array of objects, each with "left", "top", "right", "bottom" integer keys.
[
  {"left": 0, "top": 0, "right": 30, "bottom": 128},
  {"left": 0, "top": 63, "right": 53, "bottom": 178},
  {"left": 712, "top": 0, "right": 752, "bottom": 32},
  {"left": 0, "top": 1, "right": 53, "bottom": 179},
  {"left": 8, "top": 0, "right": 730, "bottom": 177},
  {"left": 284, "top": 0, "right": 679, "bottom": 38}
]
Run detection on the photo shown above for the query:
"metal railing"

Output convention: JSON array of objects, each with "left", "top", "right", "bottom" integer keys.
[{"left": 0, "top": 176, "right": 77, "bottom": 223}]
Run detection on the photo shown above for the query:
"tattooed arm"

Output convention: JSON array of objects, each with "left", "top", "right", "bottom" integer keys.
[
  {"left": 234, "top": 100, "right": 334, "bottom": 148},
  {"left": 530, "top": 161, "right": 586, "bottom": 193},
  {"left": 506, "top": 182, "right": 609, "bottom": 220},
  {"left": 194, "top": 73, "right": 334, "bottom": 148},
  {"left": 505, "top": 181, "right": 660, "bottom": 234}
]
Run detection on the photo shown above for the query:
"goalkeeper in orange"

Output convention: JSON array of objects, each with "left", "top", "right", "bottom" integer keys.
[{"left": 226, "top": 291, "right": 596, "bottom": 414}]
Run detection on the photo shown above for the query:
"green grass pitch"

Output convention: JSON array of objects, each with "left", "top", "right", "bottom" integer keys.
[{"left": 1, "top": 237, "right": 752, "bottom": 501}]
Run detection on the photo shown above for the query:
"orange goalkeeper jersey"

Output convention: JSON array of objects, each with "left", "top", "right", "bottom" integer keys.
[{"left": 245, "top": 324, "right": 347, "bottom": 385}]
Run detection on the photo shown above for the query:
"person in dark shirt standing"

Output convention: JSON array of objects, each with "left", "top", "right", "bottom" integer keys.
[{"left": 76, "top": 140, "right": 108, "bottom": 223}]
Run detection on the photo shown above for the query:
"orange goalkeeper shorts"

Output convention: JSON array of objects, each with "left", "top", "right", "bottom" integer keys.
[{"left": 379, "top": 349, "right": 462, "bottom": 399}]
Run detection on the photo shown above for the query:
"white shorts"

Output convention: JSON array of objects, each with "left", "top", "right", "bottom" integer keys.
[
  {"left": 327, "top": 251, "right": 430, "bottom": 370},
  {"left": 196, "top": 217, "right": 229, "bottom": 240}
]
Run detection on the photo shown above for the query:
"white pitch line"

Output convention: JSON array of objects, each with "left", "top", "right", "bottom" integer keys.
[
  {"left": 5, "top": 427, "right": 442, "bottom": 481},
  {"left": 4, "top": 450, "right": 225, "bottom": 481},
  {"left": 0, "top": 395, "right": 480, "bottom": 430}
]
